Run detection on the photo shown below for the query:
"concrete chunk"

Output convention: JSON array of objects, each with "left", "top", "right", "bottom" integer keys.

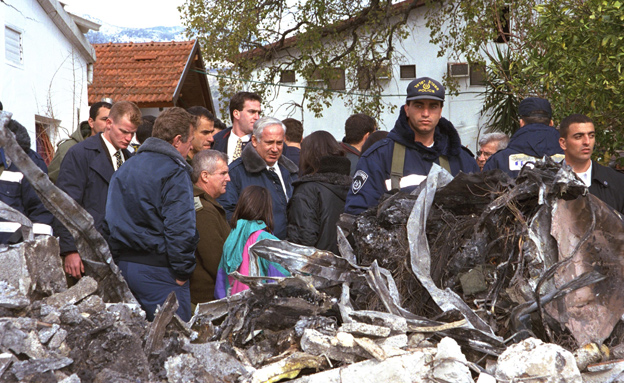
[
  {"left": 10, "top": 356, "right": 73, "bottom": 381},
  {"left": 432, "top": 337, "right": 472, "bottom": 383},
  {"left": 38, "top": 323, "right": 60, "bottom": 344},
  {"left": 48, "top": 328, "right": 68, "bottom": 350},
  {"left": 289, "top": 349, "right": 436, "bottom": 383},
  {"left": 495, "top": 338, "right": 582, "bottom": 383},
  {"left": 300, "top": 329, "right": 367, "bottom": 363},
  {"left": 339, "top": 322, "right": 391, "bottom": 338},
  {"left": 165, "top": 353, "right": 215, "bottom": 383},
  {"left": 0, "top": 352, "right": 16, "bottom": 378},
  {"left": 0, "top": 281, "right": 29, "bottom": 309},
  {"left": 184, "top": 341, "right": 254, "bottom": 382},
  {"left": 44, "top": 276, "right": 97, "bottom": 309}
]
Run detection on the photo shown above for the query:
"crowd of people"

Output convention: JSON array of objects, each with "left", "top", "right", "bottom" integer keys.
[{"left": 1, "top": 75, "right": 623, "bottom": 321}]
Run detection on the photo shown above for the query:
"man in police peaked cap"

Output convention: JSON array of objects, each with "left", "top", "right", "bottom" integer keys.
[{"left": 345, "top": 77, "right": 478, "bottom": 215}]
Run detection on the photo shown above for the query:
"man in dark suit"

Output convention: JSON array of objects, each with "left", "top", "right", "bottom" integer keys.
[
  {"left": 55, "top": 100, "right": 141, "bottom": 280},
  {"left": 211, "top": 92, "right": 261, "bottom": 163}
]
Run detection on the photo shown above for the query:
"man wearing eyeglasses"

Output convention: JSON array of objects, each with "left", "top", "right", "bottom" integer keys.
[{"left": 476, "top": 133, "right": 509, "bottom": 171}]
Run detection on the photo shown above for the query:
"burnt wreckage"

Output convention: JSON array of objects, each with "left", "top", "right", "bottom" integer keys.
[{"left": 0, "top": 110, "right": 624, "bottom": 382}]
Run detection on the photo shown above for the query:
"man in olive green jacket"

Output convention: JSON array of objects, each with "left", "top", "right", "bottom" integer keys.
[{"left": 190, "top": 149, "right": 231, "bottom": 303}]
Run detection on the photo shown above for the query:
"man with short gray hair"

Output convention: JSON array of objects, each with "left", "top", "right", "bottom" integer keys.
[
  {"left": 190, "top": 150, "right": 230, "bottom": 303},
  {"left": 477, "top": 132, "right": 509, "bottom": 171},
  {"left": 218, "top": 116, "right": 298, "bottom": 239}
]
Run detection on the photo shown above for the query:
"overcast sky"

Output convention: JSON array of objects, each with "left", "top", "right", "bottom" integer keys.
[{"left": 63, "top": 0, "right": 187, "bottom": 29}]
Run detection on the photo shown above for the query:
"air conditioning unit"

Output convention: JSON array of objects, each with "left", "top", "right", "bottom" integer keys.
[{"left": 448, "top": 62, "right": 469, "bottom": 78}]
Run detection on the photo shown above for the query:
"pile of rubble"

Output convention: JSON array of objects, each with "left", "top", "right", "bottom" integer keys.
[{"left": 1, "top": 109, "right": 624, "bottom": 382}]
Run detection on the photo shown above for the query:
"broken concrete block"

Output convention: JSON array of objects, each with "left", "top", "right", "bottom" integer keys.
[
  {"left": 48, "top": 328, "right": 68, "bottom": 350},
  {"left": 432, "top": 337, "right": 472, "bottom": 383},
  {"left": 374, "top": 334, "right": 408, "bottom": 349},
  {"left": 354, "top": 337, "right": 387, "bottom": 361},
  {"left": 38, "top": 323, "right": 60, "bottom": 344},
  {"left": 0, "top": 281, "right": 29, "bottom": 309},
  {"left": 60, "top": 305, "right": 84, "bottom": 325},
  {"left": 44, "top": 276, "right": 97, "bottom": 309},
  {"left": 582, "top": 359, "right": 624, "bottom": 383},
  {"left": 22, "top": 236, "right": 66, "bottom": 297},
  {"left": 76, "top": 295, "right": 106, "bottom": 315},
  {"left": 9, "top": 356, "right": 73, "bottom": 381},
  {"left": 0, "top": 352, "right": 16, "bottom": 378},
  {"left": 184, "top": 342, "right": 254, "bottom": 382},
  {"left": 495, "top": 338, "right": 582, "bottom": 383},
  {"left": 294, "top": 316, "right": 337, "bottom": 337},
  {"left": 165, "top": 353, "right": 216, "bottom": 383},
  {"left": 300, "top": 329, "right": 368, "bottom": 363},
  {"left": 339, "top": 321, "right": 391, "bottom": 338},
  {"left": 349, "top": 311, "right": 409, "bottom": 333},
  {"left": 0, "top": 243, "right": 33, "bottom": 296},
  {"left": 290, "top": 348, "right": 437, "bottom": 383},
  {"left": 42, "top": 310, "right": 61, "bottom": 325},
  {"left": 476, "top": 372, "right": 496, "bottom": 383},
  {"left": 24, "top": 330, "right": 47, "bottom": 359},
  {"left": 59, "top": 373, "right": 81, "bottom": 383}
]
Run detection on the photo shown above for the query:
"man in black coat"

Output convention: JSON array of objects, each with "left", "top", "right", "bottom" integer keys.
[
  {"left": 55, "top": 101, "right": 141, "bottom": 279},
  {"left": 211, "top": 92, "right": 261, "bottom": 163},
  {"left": 559, "top": 113, "right": 624, "bottom": 214}
]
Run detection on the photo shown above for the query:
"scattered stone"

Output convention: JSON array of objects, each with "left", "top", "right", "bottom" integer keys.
[
  {"left": 0, "top": 281, "right": 29, "bottom": 309},
  {"left": 289, "top": 349, "right": 436, "bottom": 383},
  {"left": 0, "top": 352, "right": 16, "bottom": 378},
  {"left": 43, "top": 276, "right": 97, "bottom": 309},
  {"left": 9, "top": 356, "right": 73, "bottom": 381},
  {"left": 38, "top": 323, "right": 60, "bottom": 344},
  {"left": 431, "top": 337, "right": 472, "bottom": 383},
  {"left": 300, "top": 329, "right": 368, "bottom": 363},
  {"left": 76, "top": 295, "right": 105, "bottom": 315},
  {"left": 374, "top": 334, "right": 408, "bottom": 349},
  {"left": 495, "top": 338, "right": 582, "bottom": 383},
  {"left": 48, "top": 328, "right": 68, "bottom": 350},
  {"left": 60, "top": 306, "right": 83, "bottom": 325},
  {"left": 184, "top": 342, "right": 254, "bottom": 381},
  {"left": 165, "top": 353, "right": 215, "bottom": 383},
  {"left": 41, "top": 310, "right": 61, "bottom": 325},
  {"left": 58, "top": 373, "right": 81, "bottom": 383},
  {"left": 354, "top": 336, "right": 387, "bottom": 361},
  {"left": 339, "top": 321, "right": 392, "bottom": 338}
]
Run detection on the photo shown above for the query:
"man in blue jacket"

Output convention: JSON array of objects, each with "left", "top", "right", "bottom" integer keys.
[
  {"left": 344, "top": 77, "right": 478, "bottom": 215},
  {"left": 105, "top": 107, "right": 198, "bottom": 322},
  {"left": 483, "top": 97, "right": 563, "bottom": 177},
  {"left": 218, "top": 116, "right": 298, "bottom": 240}
]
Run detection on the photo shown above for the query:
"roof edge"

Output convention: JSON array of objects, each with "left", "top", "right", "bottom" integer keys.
[
  {"left": 37, "top": 0, "right": 96, "bottom": 63},
  {"left": 172, "top": 40, "right": 198, "bottom": 104}
]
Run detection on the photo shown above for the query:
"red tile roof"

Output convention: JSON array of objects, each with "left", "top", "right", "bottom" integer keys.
[{"left": 88, "top": 41, "right": 197, "bottom": 106}]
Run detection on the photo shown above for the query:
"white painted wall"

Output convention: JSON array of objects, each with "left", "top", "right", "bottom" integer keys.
[
  {"left": 0, "top": 0, "right": 91, "bottom": 147},
  {"left": 250, "top": 7, "right": 489, "bottom": 153}
]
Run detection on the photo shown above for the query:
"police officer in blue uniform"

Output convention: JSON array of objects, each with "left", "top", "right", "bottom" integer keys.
[
  {"left": 483, "top": 97, "right": 563, "bottom": 177},
  {"left": 344, "top": 77, "right": 478, "bottom": 215}
]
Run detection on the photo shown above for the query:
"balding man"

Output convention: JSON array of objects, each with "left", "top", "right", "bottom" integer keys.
[
  {"left": 218, "top": 116, "right": 298, "bottom": 239},
  {"left": 477, "top": 133, "right": 509, "bottom": 171}
]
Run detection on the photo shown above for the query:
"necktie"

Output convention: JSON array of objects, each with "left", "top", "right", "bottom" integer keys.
[
  {"left": 233, "top": 138, "right": 243, "bottom": 161},
  {"left": 114, "top": 151, "right": 123, "bottom": 170},
  {"left": 268, "top": 166, "right": 287, "bottom": 199}
]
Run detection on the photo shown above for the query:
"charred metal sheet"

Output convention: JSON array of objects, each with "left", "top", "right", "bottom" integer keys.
[
  {"left": 547, "top": 194, "right": 624, "bottom": 346},
  {"left": 250, "top": 239, "right": 367, "bottom": 286},
  {"left": 407, "top": 164, "right": 503, "bottom": 347}
]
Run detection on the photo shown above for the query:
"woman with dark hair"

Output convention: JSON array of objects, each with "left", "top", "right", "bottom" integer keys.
[
  {"left": 214, "top": 185, "right": 289, "bottom": 298},
  {"left": 287, "top": 131, "right": 352, "bottom": 254}
]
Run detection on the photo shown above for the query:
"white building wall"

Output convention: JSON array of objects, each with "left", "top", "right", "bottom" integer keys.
[
  {"left": 0, "top": 0, "right": 91, "bottom": 146},
  {"left": 252, "top": 7, "right": 487, "bottom": 153}
]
